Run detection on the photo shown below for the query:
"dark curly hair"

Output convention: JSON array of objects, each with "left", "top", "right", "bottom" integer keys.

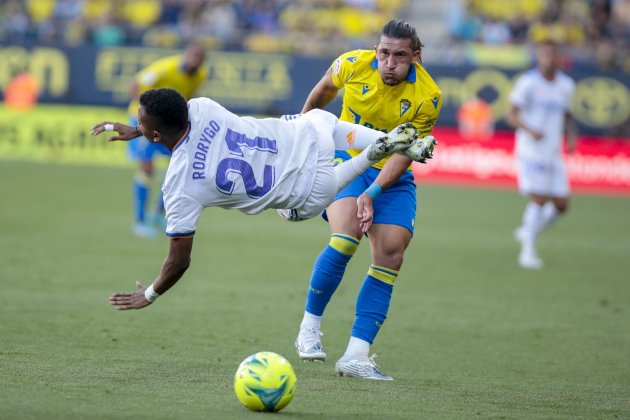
[
  {"left": 378, "top": 20, "right": 424, "bottom": 53},
  {"left": 139, "top": 88, "right": 189, "bottom": 136}
]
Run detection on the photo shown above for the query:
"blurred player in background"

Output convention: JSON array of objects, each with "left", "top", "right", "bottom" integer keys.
[
  {"left": 507, "top": 41, "right": 578, "bottom": 270},
  {"left": 92, "top": 88, "right": 435, "bottom": 311},
  {"left": 293, "top": 20, "right": 442, "bottom": 381},
  {"left": 127, "top": 43, "right": 208, "bottom": 238}
]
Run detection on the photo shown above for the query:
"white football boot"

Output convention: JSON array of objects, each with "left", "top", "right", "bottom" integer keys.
[
  {"left": 276, "top": 208, "right": 305, "bottom": 222},
  {"left": 367, "top": 123, "right": 418, "bottom": 161},
  {"left": 515, "top": 227, "right": 543, "bottom": 269},
  {"left": 404, "top": 135, "right": 438, "bottom": 163},
  {"left": 335, "top": 354, "right": 393, "bottom": 381},
  {"left": 295, "top": 327, "right": 326, "bottom": 362},
  {"left": 132, "top": 222, "right": 158, "bottom": 238},
  {"left": 518, "top": 249, "right": 544, "bottom": 270}
]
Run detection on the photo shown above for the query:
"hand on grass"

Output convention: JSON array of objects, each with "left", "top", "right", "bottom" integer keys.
[{"left": 109, "top": 281, "right": 152, "bottom": 310}]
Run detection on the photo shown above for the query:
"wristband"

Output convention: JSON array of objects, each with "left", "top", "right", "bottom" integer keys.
[
  {"left": 144, "top": 284, "right": 160, "bottom": 303},
  {"left": 364, "top": 183, "right": 382, "bottom": 199},
  {"left": 135, "top": 126, "right": 141, "bottom": 137}
]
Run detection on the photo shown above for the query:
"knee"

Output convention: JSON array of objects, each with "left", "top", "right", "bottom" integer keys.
[
  {"left": 555, "top": 201, "right": 569, "bottom": 214},
  {"left": 140, "top": 162, "right": 153, "bottom": 177},
  {"left": 373, "top": 247, "right": 405, "bottom": 271}
]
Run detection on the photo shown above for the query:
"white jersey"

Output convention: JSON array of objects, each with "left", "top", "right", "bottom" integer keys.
[
  {"left": 509, "top": 69, "right": 575, "bottom": 160},
  {"left": 162, "top": 98, "right": 336, "bottom": 237}
]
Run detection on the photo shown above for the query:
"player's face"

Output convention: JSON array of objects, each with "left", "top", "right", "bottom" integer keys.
[
  {"left": 184, "top": 46, "right": 206, "bottom": 74},
  {"left": 536, "top": 44, "right": 558, "bottom": 76},
  {"left": 137, "top": 105, "right": 158, "bottom": 143},
  {"left": 375, "top": 36, "right": 419, "bottom": 86}
]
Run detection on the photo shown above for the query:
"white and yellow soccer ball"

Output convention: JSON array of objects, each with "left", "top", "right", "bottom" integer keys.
[{"left": 234, "top": 351, "right": 297, "bottom": 412}]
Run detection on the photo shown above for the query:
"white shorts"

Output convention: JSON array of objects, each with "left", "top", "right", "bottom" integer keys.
[
  {"left": 517, "top": 155, "right": 569, "bottom": 197},
  {"left": 294, "top": 111, "right": 339, "bottom": 219}
]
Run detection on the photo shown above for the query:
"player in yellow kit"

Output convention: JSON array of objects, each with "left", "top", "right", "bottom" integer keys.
[
  {"left": 294, "top": 20, "right": 442, "bottom": 380},
  {"left": 127, "top": 43, "right": 207, "bottom": 237}
]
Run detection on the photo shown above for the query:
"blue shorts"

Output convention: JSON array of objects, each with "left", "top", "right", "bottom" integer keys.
[
  {"left": 126, "top": 116, "right": 171, "bottom": 162},
  {"left": 323, "top": 151, "right": 417, "bottom": 233}
]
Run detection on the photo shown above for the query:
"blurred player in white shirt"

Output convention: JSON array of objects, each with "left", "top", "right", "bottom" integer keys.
[
  {"left": 507, "top": 41, "right": 578, "bottom": 269},
  {"left": 91, "top": 88, "right": 436, "bottom": 310}
]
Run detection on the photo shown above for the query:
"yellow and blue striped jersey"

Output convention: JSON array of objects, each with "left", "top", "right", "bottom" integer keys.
[
  {"left": 127, "top": 54, "right": 208, "bottom": 115},
  {"left": 330, "top": 49, "right": 442, "bottom": 169}
]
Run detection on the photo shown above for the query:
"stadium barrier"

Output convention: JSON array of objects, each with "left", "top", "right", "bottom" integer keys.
[
  {"left": 1, "top": 44, "right": 628, "bottom": 195},
  {"left": 1, "top": 104, "right": 627, "bottom": 196},
  {"left": 413, "top": 127, "right": 630, "bottom": 196},
  {"left": 0, "top": 104, "right": 131, "bottom": 166},
  {"left": 1, "top": 44, "right": 629, "bottom": 136}
]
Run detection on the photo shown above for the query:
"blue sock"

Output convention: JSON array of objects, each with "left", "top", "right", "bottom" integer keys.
[
  {"left": 351, "top": 265, "right": 398, "bottom": 344},
  {"left": 305, "top": 234, "right": 359, "bottom": 317},
  {"left": 133, "top": 175, "right": 150, "bottom": 223}
]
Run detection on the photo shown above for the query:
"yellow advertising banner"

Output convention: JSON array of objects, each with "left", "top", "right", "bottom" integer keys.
[{"left": 0, "top": 104, "right": 146, "bottom": 166}]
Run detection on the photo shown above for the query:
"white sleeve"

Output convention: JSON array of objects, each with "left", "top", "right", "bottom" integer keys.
[
  {"left": 164, "top": 192, "right": 203, "bottom": 238},
  {"left": 162, "top": 159, "right": 203, "bottom": 237},
  {"left": 509, "top": 75, "right": 531, "bottom": 109}
]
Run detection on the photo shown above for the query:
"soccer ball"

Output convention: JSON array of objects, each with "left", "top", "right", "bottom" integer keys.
[{"left": 234, "top": 351, "right": 297, "bottom": 412}]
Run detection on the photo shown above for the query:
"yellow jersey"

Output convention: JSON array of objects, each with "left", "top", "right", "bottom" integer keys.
[
  {"left": 127, "top": 55, "right": 208, "bottom": 115},
  {"left": 330, "top": 49, "right": 442, "bottom": 169}
]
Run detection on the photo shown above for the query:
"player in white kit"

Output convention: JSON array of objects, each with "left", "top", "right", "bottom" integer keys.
[
  {"left": 91, "top": 88, "right": 437, "bottom": 310},
  {"left": 507, "top": 42, "right": 578, "bottom": 269}
]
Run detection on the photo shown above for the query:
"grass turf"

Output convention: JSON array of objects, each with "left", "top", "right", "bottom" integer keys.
[{"left": 1, "top": 161, "right": 628, "bottom": 419}]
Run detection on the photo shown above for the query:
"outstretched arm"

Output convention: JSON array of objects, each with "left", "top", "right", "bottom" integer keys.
[
  {"left": 91, "top": 121, "right": 141, "bottom": 142},
  {"left": 301, "top": 69, "right": 339, "bottom": 113},
  {"left": 109, "top": 237, "right": 193, "bottom": 310}
]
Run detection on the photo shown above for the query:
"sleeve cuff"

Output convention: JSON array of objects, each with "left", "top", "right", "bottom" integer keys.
[{"left": 166, "top": 231, "right": 195, "bottom": 238}]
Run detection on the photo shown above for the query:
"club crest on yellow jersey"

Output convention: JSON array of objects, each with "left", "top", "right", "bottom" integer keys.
[{"left": 400, "top": 99, "right": 411, "bottom": 116}]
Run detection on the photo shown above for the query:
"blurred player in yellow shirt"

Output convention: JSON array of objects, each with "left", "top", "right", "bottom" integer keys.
[
  {"left": 294, "top": 20, "right": 442, "bottom": 380},
  {"left": 127, "top": 43, "right": 207, "bottom": 237}
]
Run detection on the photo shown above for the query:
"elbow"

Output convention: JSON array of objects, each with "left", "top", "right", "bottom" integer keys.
[
  {"left": 170, "top": 256, "right": 191, "bottom": 275},
  {"left": 177, "top": 258, "right": 191, "bottom": 274}
]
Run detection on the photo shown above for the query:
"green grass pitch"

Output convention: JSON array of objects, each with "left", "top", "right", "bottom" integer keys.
[{"left": 1, "top": 160, "right": 629, "bottom": 419}]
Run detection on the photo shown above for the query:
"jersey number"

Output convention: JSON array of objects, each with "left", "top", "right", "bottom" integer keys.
[{"left": 216, "top": 129, "right": 278, "bottom": 199}]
